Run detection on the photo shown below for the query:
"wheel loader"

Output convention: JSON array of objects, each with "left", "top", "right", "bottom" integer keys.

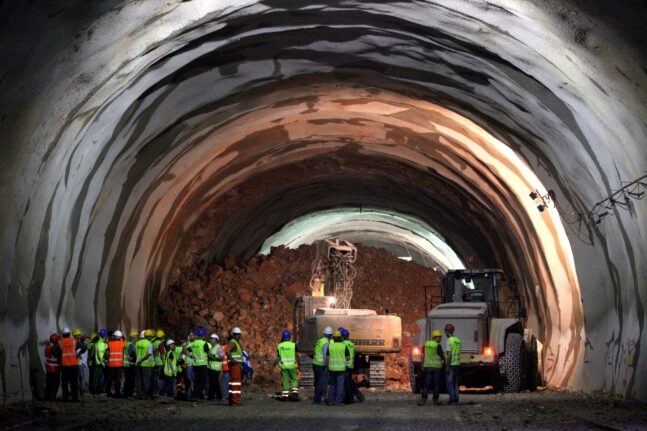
[
  {"left": 292, "top": 239, "right": 402, "bottom": 387},
  {"left": 409, "top": 269, "right": 539, "bottom": 393}
]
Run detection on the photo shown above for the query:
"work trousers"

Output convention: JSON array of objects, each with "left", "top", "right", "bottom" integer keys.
[
  {"left": 228, "top": 363, "right": 242, "bottom": 405},
  {"left": 343, "top": 369, "right": 363, "bottom": 403},
  {"left": 184, "top": 365, "right": 194, "bottom": 398},
  {"left": 207, "top": 369, "right": 223, "bottom": 400},
  {"left": 90, "top": 364, "right": 105, "bottom": 394},
  {"left": 447, "top": 365, "right": 460, "bottom": 404},
  {"left": 313, "top": 364, "right": 328, "bottom": 403},
  {"left": 135, "top": 366, "right": 154, "bottom": 399},
  {"left": 78, "top": 365, "right": 88, "bottom": 394},
  {"left": 192, "top": 365, "right": 208, "bottom": 399},
  {"left": 45, "top": 372, "right": 60, "bottom": 401},
  {"left": 159, "top": 375, "right": 175, "bottom": 397},
  {"left": 422, "top": 368, "right": 442, "bottom": 402},
  {"left": 104, "top": 366, "right": 123, "bottom": 397},
  {"left": 61, "top": 366, "right": 79, "bottom": 401},
  {"left": 327, "top": 370, "right": 345, "bottom": 405},
  {"left": 153, "top": 366, "right": 160, "bottom": 394},
  {"left": 280, "top": 368, "right": 299, "bottom": 400},
  {"left": 221, "top": 370, "right": 230, "bottom": 400},
  {"left": 123, "top": 367, "right": 135, "bottom": 398}
]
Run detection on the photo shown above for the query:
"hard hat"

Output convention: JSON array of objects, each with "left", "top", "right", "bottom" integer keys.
[
  {"left": 140, "top": 330, "right": 146, "bottom": 339},
  {"left": 232, "top": 327, "right": 242, "bottom": 335},
  {"left": 333, "top": 330, "right": 342, "bottom": 338},
  {"left": 113, "top": 330, "right": 123, "bottom": 338},
  {"left": 72, "top": 329, "right": 81, "bottom": 336},
  {"left": 144, "top": 329, "right": 154, "bottom": 337},
  {"left": 444, "top": 323, "right": 455, "bottom": 333},
  {"left": 90, "top": 332, "right": 98, "bottom": 339},
  {"left": 210, "top": 333, "right": 219, "bottom": 340},
  {"left": 323, "top": 326, "right": 333, "bottom": 336},
  {"left": 129, "top": 331, "right": 138, "bottom": 338},
  {"left": 62, "top": 327, "right": 71, "bottom": 335},
  {"left": 50, "top": 333, "right": 59, "bottom": 343},
  {"left": 432, "top": 330, "right": 443, "bottom": 338},
  {"left": 338, "top": 327, "right": 349, "bottom": 338},
  {"left": 166, "top": 339, "right": 175, "bottom": 346},
  {"left": 99, "top": 328, "right": 108, "bottom": 337},
  {"left": 196, "top": 328, "right": 206, "bottom": 337},
  {"left": 156, "top": 329, "right": 165, "bottom": 338},
  {"left": 281, "top": 329, "right": 291, "bottom": 340}
]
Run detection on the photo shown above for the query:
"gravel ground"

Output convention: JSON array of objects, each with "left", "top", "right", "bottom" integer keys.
[{"left": 2, "top": 387, "right": 646, "bottom": 431}]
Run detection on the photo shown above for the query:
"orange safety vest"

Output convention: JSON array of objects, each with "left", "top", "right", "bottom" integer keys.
[
  {"left": 108, "top": 340, "right": 125, "bottom": 367},
  {"left": 45, "top": 343, "right": 59, "bottom": 373},
  {"left": 222, "top": 345, "right": 229, "bottom": 372},
  {"left": 61, "top": 337, "right": 78, "bottom": 366}
]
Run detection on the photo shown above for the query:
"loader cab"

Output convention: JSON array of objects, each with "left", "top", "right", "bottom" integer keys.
[{"left": 441, "top": 269, "right": 526, "bottom": 321}]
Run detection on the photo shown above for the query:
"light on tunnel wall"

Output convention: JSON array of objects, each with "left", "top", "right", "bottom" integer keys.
[{"left": 529, "top": 189, "right": 556, "bottom": 212}]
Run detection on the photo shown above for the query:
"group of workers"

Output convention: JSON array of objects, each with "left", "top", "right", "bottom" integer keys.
[
  {"left": 43, "top": 326, "right": 251, "bottom": 405},
  {"left": 276, "top": 325, "right": 364, "bottom": 405},
  {"left": 43, "top": 321, "right": 461, "bottom": 407},
  {"left": 418, "top": 323, "right": 462, "bottom": 406}
]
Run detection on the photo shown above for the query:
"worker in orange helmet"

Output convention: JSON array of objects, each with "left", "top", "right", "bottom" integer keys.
[{"left": 44, "top": 333, "right": 62, "bottom": 401}]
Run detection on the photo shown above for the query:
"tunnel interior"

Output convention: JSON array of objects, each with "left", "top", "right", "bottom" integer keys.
[{"left": 1, "top": 1, "right": 646, "bottom": 401}]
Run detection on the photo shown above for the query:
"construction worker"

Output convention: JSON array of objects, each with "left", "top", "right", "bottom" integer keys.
[
  {"left": 160, "top": 339, "right": 178, "bottom": 397},
  {"left": 340, "top": 327, "right": 364, "bottom": 404},
  {"left": 152, "top": 329, "right": 166, "bottom": 395},
  {"left": 326, "top": 330, "right": 350, "bottom": 406},
  {"left": 44, "top": 333, "right": 61, "bottom": 401},
  {"left": 91, "top": 328, "right": 108, "bottom": 394},
  {"left": 227, "top": 327, "right": 244, "bottom": 406},
  {"left": 87, "top": 331, "right": 97, "bottom": 393},
  {"left": 418, "top": 330, "right": 446, "bottom": 406},
  {"left": 105, "top": 330, "right": 125, "bottom": 397},
  {"left": 135, "top": 329, "right": 155, "bottom": 399},
  {"left": 60, "top": 327, "right": 80, "bottom": 402},
  {"left": 123, "top": 331, "right": 138, "bottom": 398},
  {"left": 312, "top": 326, "right": 332, "bottom": 404},
  {"left": 276, "top": 329, "right": 299, "bottom": 401},
  {"left": 207, "top": 334, "right": 224, "bottom": 401},
  {"left": 444, "top": 323, "right": 462, "bottom": 405},
  {"left": 174, "top": 339, "right": 188, "bottom": 400},
  {"left": 183, "top": 330, "right": 196, "bottom": 399},
  {"left": 220, "top": 337, "right": 230, "bottom": 402},
  {"left": 72, "top": 329, "right": 86, "bottom": 395},
  {"left": 187, "top": 328, "right": 209, "bottom": 400}
]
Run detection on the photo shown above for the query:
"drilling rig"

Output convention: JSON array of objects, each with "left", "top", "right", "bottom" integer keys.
[{"left": 293, "top": 239, "right": 402, "bottom": 387}]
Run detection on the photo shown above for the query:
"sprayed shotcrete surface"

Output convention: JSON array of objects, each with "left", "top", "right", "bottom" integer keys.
[{"left": 0, "top": 0, "right": 646, "bottom": 402}]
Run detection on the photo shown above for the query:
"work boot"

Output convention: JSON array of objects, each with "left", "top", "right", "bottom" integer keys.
[
  {"left": 357, "top": 394, "right": 365, "bottom": 403},
  {"left": 417, "top": 399, "right": 426, "bottom": 406}
]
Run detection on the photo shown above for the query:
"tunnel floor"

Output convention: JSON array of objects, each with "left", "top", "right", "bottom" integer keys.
[{"left": 2, "top": 388, "right": 646, "bottom": 431}]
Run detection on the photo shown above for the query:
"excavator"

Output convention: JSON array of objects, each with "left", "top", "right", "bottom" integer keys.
[{"left": 292, "top": 239, "right": 402, "bottom": 387}]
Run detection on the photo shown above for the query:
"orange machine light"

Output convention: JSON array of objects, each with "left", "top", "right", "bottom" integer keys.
[
  {"left": 483, "top": 346, "right": 494, "bottom": 356},
  {"left": 412, "top": 346, "right": 421, "bottom": 356}
]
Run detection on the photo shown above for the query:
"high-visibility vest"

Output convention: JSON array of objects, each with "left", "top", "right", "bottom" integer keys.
[
  {"left": 108, "top": 340, "right": 125, "bottom": 367},
  {"left": 190, "top": 340, "right": 208, "bottom": 366},
  {"left": 208, "top": 344, "right": 223, "bottom": 371},
  {"left": 277, "top": 341, "right": 297, "bottom": 370},
  {"left": 229, "top": 339, "right": 243, "bottom": 364},
  {"left": 94, "top": 339, "right": 107, "bottom": 366},
  {"left": 45, "top": 343, "right": 59, "bottom": 373},
  {"left": 123, "top": 342, "right": 134, "bottom": 368},
  {"left": 152, "top": 339, "right": 163, "bottom": 366},
  {"left": 163, "top": 350, "right": 177, "bottom": 377},
  {"left": 343, "top": 339, "right": 356, "bottom": 369},
  {"left": 61, "top": 337, "right": 78, "bottom": 366},
  {"left": 423, "top": 340, "right": 442, "bottom": 369},
  {"left": 87, "top": 341, "right": 95, "bottom": 366},
  {"left": 328, "top": 341, "right": 347, "bottom": 372},
  {"left": 136, "top": 339, "right": 155, "bottom": 367},
  {"left": 312, "top": 337, "right": 329, "bottom": 366},
  {"left": 448, "top": 336, "right": 462, "bottom": 366}
]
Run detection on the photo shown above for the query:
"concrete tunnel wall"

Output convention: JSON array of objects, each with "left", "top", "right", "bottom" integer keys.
[{"left": 0, "top": 1, "right": 646, "bottom": 401}]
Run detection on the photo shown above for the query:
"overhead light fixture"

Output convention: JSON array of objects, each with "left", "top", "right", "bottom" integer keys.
[{"left": 529, "top": 189, "right": 555, "bottom": 213}]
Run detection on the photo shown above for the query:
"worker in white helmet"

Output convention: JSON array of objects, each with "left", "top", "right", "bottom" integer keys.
[
  {"left": 312, "top": 326, "right": 333, "bottom": 404},
  {"left": 207, "top": 333, "right": 224, "bottom": 401},
  {"left": 227, "top": 327, "right": 244, "bottom": 405}
]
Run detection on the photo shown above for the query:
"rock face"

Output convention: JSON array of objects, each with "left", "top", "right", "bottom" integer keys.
[{"left": 159, "top": 244, "right": 442, "bottom": 386}]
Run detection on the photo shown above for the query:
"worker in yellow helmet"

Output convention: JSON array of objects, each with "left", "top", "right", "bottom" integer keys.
[
  {"left": 418, "top": 330, "right": 446, "bottom": 406},
  {"left": 325, "top": 330, "right": 350, "bottom": 406},
  {"left": 123, "top": 331, "right": 138, "bottom": 398}
]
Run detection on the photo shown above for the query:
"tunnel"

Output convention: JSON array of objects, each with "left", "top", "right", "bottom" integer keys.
[{"left": 0, "top": 0, "right": 646, "bottom": 403}]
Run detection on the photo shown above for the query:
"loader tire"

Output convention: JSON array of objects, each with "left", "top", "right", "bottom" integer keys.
[{"left": 502, "top": 333, "right": 525, "bottom": 393}]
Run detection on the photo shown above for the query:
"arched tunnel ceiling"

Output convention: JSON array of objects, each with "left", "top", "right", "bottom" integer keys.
[{"left": 0, "top": 0, "right": 646, "bottom": 401}]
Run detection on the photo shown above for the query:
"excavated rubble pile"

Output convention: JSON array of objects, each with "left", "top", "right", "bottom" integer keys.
[{"left": 159, "top": 244, "right": 442, "bottom": 388}]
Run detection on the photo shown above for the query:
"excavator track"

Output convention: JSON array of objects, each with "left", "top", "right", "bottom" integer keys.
[
  {"left": 298, "top": 354, "right": 314, "bottom": 387},
  {"left": 369, "top": 356, "right": 386, "bottom": 387}
]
